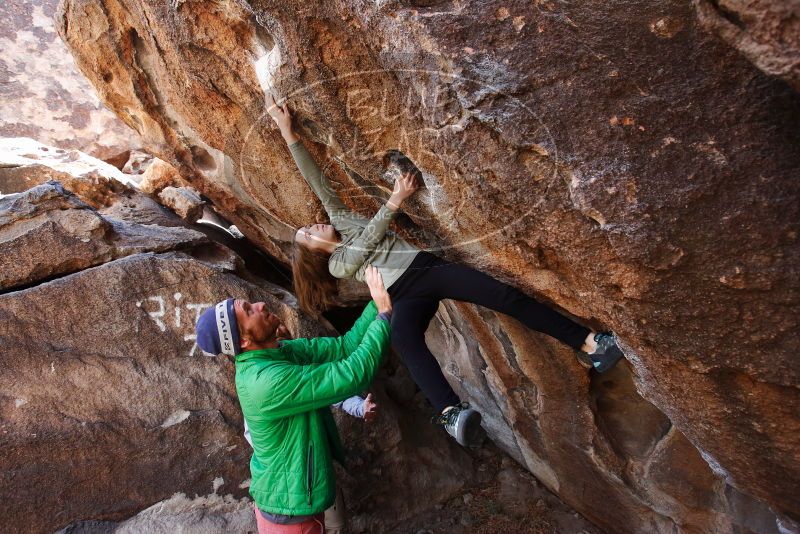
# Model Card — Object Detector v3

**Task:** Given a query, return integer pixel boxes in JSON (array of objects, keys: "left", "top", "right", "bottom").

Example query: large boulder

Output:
[
  {"left": 0, "top": 172, "right": 536, "bottom": 533},
  {"left": 0, "top": 166, "right": 328, "bottom": 533},
  {"left": 158, "top": 185, "right": 205, "bottom": 222},
  {"left": 0, "top": 247, "right": 332, "bottom": 534},
  {"left": 0, "top": 181, "right": 207, "bottom": 290},
  {"left": 137, "top": 157, "right": 188, "bottom": 194},
  {"left": 0, "top": 0, "right": 138, "bottom": 162},
  {"left": 429, "top": 301, "right": 784, "bottom": 533},
  {"left": 56, "top": 0, "right": 800, "bottom": 530},
  {"left": 0, "top": 137, "right": 138, "bottom": 204}
]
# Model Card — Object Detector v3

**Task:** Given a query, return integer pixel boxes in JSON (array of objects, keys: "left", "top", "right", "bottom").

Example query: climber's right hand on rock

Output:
[{"left": 365, "top": 265, "right": 392, "bottom": 315}]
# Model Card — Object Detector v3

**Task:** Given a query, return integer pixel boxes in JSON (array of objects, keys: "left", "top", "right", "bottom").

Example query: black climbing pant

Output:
[{"left": 388, "top": 251, "right": 591, "bottom": 413}]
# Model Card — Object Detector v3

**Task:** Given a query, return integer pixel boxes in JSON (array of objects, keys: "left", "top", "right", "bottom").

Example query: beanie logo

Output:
[{"left": 215, "top": 301, "right": 236, "bottom": 357}]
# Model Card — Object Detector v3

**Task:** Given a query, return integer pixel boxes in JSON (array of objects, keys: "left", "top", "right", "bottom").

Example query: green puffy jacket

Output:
[{"left": 234, "top": 301, "right": 390, "bottom": 516}]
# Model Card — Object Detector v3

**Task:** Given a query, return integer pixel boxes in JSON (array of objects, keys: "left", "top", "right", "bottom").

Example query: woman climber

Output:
[{"left": 265, "top": 94, "right": 625, "bottom": 447}]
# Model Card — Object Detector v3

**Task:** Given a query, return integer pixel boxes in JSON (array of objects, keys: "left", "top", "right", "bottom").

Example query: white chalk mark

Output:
[
  {"left": 212, "top": 477, "right": 224, "bottom": 494},
  {"left": 160, "top": 409, "right": 191, "bottom": 428},
  {"left": 174, "top": 293, "right": 183, "bottom": 327},
  {"left": 184, "top": 333, "right": 201, "bottom": 357},
  {"left": 254, "top": 46, "right": 281, "bottom": 95},
  {"left": 135, "top": 296, "right": 212, "bottom": 355},
  {"left": 141, "top": 296, "right": 166, "bottom": 331},
  {"left": 15, "top": 398, "right": 27, "bottom": 408}
]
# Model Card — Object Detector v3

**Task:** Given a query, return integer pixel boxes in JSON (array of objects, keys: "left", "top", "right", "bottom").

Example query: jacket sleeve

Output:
[
  {"left": 288, "top": 140, "right": 361, "bottom": 230},
  {"left": 250, "top": 318, "right": 390, "bottom": 420},
  {"left": 328, "top": 205, "right": 397, "bottom": 279},
  {"left": 281, "top": 301, "right": 379, "bottom": 364}
]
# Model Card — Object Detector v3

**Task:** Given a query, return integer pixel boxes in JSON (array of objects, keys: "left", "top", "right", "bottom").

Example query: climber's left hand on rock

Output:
[{"left": 387, "top": 172, "right": 418, "bottom": 211}]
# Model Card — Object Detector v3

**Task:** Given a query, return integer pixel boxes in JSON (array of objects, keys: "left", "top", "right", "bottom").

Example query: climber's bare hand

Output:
[
  {"left": 387, "top": 172, "right": 418, "bottom": 211},
  {"left": 265, "top": 93, "right": 298, "bottom": 144},
  {"left": 265, "top": 93, "right": 292, "bottom": 132},
  {"left": 365, "top": 265, "right": 392, "bottom": 315},
  {"left": 363, "top": 393, "right": 378, "bottom": 423}
]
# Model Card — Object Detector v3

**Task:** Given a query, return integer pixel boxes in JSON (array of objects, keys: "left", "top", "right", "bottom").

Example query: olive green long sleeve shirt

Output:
[{"left": 289, "top": 140, "right": 419, "bottom": 288}]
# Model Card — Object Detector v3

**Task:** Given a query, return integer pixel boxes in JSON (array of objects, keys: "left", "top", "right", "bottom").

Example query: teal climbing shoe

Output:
[
  {"left": 432, "top": 403, "right": 483, "bottom": 447},
  {"left": 589, "top": 333, "right": 625, "bottom": 373}
]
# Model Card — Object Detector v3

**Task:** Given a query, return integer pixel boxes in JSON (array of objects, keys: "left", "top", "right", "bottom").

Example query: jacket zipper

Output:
[{"left": 306, "top": 443, "right": 314, "bottom": 505}]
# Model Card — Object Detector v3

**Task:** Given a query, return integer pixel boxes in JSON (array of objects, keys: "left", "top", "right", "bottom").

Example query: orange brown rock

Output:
[{"left": 54, "top": 0, "right": 800, "bottom": 530}]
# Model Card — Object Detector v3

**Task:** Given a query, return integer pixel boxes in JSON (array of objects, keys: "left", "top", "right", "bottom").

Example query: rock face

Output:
[
  {"left": 0, "top": 137, "right": 138, "bottom": 202},
  {"left": 0, "top": 177, "right": 333, "bottom": 533},
  {"left": 0, "top": 0, "right": 139, "bottom": 161},
  {"left": 695, "top": 0, "right": 800, "bottom": 90},
  {"left": 3, "top": 170, "right": 559, "bottom": 534},
  {"left": 0, "top": 250, "right": 317, "bottom": 534},
  {"left": 0, "top": 182, "right": 207, "bottom": 290},
  {"left": 429, "top": 301, "right": 784, "bottom": 533},
  {"left": 158, "top": 185, "right": 205, "bottom": 222},
  {"left": 56, "top": 0, "right": 800, "bottom": 531},
  {"left": 138, "top": 157, "right": 187, "bottom": 194}
]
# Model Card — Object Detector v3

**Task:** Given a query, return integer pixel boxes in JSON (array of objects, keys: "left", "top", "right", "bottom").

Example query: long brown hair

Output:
[{"left": 291, "top": 240, "right": 338, "bottom": 317}]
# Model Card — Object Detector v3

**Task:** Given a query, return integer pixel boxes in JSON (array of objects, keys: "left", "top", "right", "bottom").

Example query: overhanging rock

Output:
[{"left": 57, "top": 0, "right": 800, "bottom": 529}]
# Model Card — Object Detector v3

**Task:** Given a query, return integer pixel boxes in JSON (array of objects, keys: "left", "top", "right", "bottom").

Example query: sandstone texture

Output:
[
  {"left": 0, "top": 0, "right": 139, "bottom": 161},
  {"left": 0, "top": 251, "right": 296, "bottom": 533},
  {"left": 138, "top": 157, "right": 188, "bottom": 194},
  {"left": 56, "top": 0, "right": 800, "bottom": 531},
  {"left": 98, "top": 190, "right": 190, "bottom": 229},
  {"left": 0, "top": 158, "right": 595, "bottom": 533},
  {"left": 695, "top": 0, "right": 800, "bottom": 90},
  {"left": 121, "top": 149, "right": 155, "bottom": 176},
  {"left": 0, "top": 236, "right": 331, "bottom": 533},
  {"left": 429, "top": 301, "right": 784, "bottom": 533},
  {"left": 158, "top": 185, "right": 205, "bottom": 222},
  {"left": 0, "top": 181, "right": 207, "bottom": 290},
  {"left": 0, "top": 156, "right": 328, "bottom": 532},
  {"left": 0, "top": 137, "right": 138, "bottom": 204}
]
